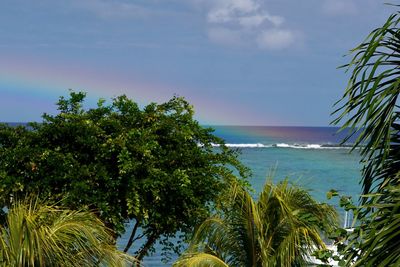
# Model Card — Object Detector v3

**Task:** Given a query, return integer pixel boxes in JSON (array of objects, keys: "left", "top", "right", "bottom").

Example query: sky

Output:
[{"left": 0, "top": 0, "right": 394, "bottom": 126}]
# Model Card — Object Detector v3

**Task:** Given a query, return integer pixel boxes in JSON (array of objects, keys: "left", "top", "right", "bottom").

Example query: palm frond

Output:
[
  {"left": 332, "top": 8, "right": 400, "bottom": 265},
  {"left": 333, "top": 11, "right": 400, "bottom": 197},
  {"left": 174, "top": 252, "right": 229, "bottom": 267},
  {"left": 175, "top": 178, "right": 338, "bottom": 267},
  {"left": 0, "top": 198, "right": 137, "bottom": 267}
]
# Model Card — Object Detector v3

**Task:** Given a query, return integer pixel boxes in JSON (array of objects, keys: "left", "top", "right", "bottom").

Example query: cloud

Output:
[
  {"left": 71, "top": 0, "right": 158, "bottom": 19},
  {"left": 322, "top": 0, "right": 358, "bottom": 16},
  {"left": 201, "top": 0, "right": 297, "bottom": 50},
  {"left": 207, "top": 27, "right": 243, "bottom": 46},
  {"left": 207, "top": 0, "right": 259, "bottom": 24},
  {"left": 70, "top": 0, "right": 298, "bottom": 50},
  {"left": 256, "top": 29, "right": 295, "bottom": 50},
  {"left": 207, "top": 0, "right": 283, "bottom": 28},
  {"left": 238, "top": 14, "right": 268, "bottom": 27}
]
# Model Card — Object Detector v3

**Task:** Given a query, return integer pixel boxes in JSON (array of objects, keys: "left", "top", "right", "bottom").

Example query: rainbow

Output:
[
  {"left": 0, "top": 53, "right": 168, "bottom": 101},
  {"left": 0, "top": 53, "right": 273, "bottom": 125}
]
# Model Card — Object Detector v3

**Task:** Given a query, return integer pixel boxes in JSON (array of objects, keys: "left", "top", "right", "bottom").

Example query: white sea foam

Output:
[
  {"left": 225, "top": 143, "right": 268, "bottom": 148},
  {"left": 305, "top": 144, "right": 322, "bottom": 149},
  {"left": 210, "top": 143, "right": 269, "bottom": 148},
  {"left": 276, "top": 143, "right": 290, "bottom": 148},
  {"left": 210, "top": 143, "right": 352, "bottom": 149},
  {"left": 274, "top": 143, "right": 348, "bottom": 149}
]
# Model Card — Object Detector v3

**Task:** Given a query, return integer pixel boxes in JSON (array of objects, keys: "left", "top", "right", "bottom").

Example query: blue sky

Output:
[{"left": 0, "top": 0, "right": 394, "bottom": 125}]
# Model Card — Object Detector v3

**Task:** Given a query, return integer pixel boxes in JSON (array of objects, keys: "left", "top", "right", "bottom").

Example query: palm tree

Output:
[
  {"left": 0, "top": 198, "right": 136, "bottom": 266},
  {"left": 332, "top": 6, "right": 400, "bottom": 266},
  {"left": 174, "top": 178, "right": 337, "bottom": 267}
]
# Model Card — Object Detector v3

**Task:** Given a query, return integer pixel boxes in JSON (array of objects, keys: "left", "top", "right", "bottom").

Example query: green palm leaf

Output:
[
  {"left": 175, "top": 178, "right": 337, "bottom": 267},
  {"left": 0, "top": 198, "right": 136, "bottom": 267},
  {"left": 174, "top": 253, "right": 229, "bottom": 267},
  {"left": 333, "top": 10, "right": 400, "bottom": 196},
  {"left": 332, "top": 5, "right": 400, "bottom": 265}
]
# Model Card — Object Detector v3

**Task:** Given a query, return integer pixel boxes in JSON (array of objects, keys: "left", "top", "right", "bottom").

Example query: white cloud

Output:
[
  {"left": 238, "top": 14, "right": 267, "bottom": 28},
  {"left": 256, "top": 29, "right": 295, "bottom": 50},
  {"left": 71, "top": 0, "right": 298, "bottom": 50},
  {"left": 199, "top": 0, "right": 297, "bottom": 50},
  {"left": 207, "top": 0, "right": 283, "bottom": 28},
  {"left": 207, "top": 0, "right": 259, "bottom": 23},
  {"left": 208, "top": 27, "right": 243, "bottom": 46},
  {"left": 71, "top": 0, "right": 157, "bottom": 19},
  {"left": 264, "top": 14, "right": 285, "bottom": 27},
  {"left": 322, "top": 0, "right": 358, "bottom": 16}
]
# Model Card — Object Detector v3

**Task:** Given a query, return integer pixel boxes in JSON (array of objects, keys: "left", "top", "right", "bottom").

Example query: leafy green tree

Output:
[
  {"left": 0, "top": 198, "right": 135, "bottom": 266},
  {"left": 333, "top": 6, "right": 400, "bottom": 265},
  {"left": 174, "top": 178, "right": 337, "bottom": 267},
  {"left": 0, "top": 91, "right": 249, "bottom": 262}
]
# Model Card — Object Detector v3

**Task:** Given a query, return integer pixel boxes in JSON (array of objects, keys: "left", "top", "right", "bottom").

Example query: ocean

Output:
[{"left": 123, "top": 125, "right": 362, "bottom": 266}]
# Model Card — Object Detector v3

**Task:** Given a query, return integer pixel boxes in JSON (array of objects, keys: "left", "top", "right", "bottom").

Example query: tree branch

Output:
[
  {"left": 123, "top": 220, "right": 140, "bottom": 253},
  {"left": 135, "top": 233, "right": 159, "bottom": 266}
]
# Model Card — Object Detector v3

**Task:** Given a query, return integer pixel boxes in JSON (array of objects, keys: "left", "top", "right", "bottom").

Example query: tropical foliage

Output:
[
  {"left": 0, "top": 91, "right": 249, "bottom": 262},
  {"left": 333, "top": 6, "right": 400, "bottom": 266},
  {"left": 0, "top": 198, "right": 135, "bottom": 266},
  {"left": 174, "top": 178, "right": 338, "bottom": 267}
]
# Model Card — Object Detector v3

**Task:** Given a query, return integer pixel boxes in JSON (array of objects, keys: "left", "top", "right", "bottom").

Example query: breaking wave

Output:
[{"left": 211, "top": 143, "right": 354, "bottom": 149}]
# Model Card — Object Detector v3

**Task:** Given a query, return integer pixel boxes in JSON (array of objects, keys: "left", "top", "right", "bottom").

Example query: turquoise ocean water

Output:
[{"left": 121, "top": 126, "right": 362, "bottom": 266}]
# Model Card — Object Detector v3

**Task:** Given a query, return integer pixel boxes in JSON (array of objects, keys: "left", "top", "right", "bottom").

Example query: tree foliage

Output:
[
  {"left": 333, "top": 6, "right": 400, "bottom": 266},
  {"left": 174, "top": 178, "right": 338, "bottom": 267},
  {"left": 0, "top": 91, "right": 249, "bottom": 261},
  {"left": 0, "top": 198, "right": 135, "bottom": 266}
]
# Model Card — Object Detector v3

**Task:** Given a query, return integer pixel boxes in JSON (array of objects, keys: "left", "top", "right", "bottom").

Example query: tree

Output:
[
  {"left": 0, "top": 198, "right": 135, "bottom": 266},
  {"left": 174, "top": 178, "right": 337, "bottom": 267},
  {"left": 332, "top": 6, "right": 400, "bottom": 265},
  {"left": 0, "top": 91, "right": 249, "bottom": 262}
]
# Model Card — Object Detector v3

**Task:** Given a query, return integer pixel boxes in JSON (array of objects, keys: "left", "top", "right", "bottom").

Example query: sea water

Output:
[
  {"left": 212, "top": 126, "right": 361, "bottom": 199},
  {"left": 123, "top": 126, "right": 363, "bottom": 266}
]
